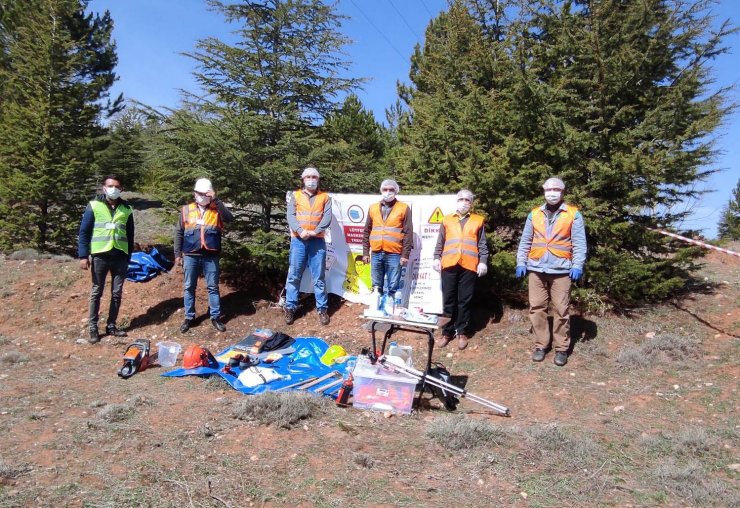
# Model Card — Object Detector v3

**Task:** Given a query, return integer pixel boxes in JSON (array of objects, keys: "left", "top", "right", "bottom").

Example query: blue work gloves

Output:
[
  {"left": 515, "top": 266, "right": 527, "bottom": 278},
  {"left": 569, "top": 268, "right": 583, "bottom": 281}
]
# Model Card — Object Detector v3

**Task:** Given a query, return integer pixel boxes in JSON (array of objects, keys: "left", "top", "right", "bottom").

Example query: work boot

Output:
[
  {"left": 457, "top": 334, "right": 469, "bottom": 350},
  {"left": 106, "top": 325, "right": 128, "bottom": 338},
  {"left": 211, "top": 318, "right": 226, "bottom": 332},
  {"left": 318, "top": 311, "right": 330, "bottom": 326},
  {"left": 180, "top": 319, "right": 192, "bottom": 333},
  {"left": 284, "top": 308, "right": 295, "bottom": 325},
  {"left": 88, "top": 328, "right": 100, "bottom": 344},
  {"left": 554, "top": 351, "right": 568, "bottom": 367},
  {"left": 532, "top": 348, "right": 546, "bottom": 362},
  {"left": 435, "top": 333, "right": 454, "bottom": 348}
]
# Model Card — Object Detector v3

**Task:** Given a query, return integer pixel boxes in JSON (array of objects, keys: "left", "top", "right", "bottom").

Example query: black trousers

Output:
[
  {"left": 441, "top": 265, "right": 477, "bottom": 336},
  {"left": 88, "top": 251, "right": 129, "bottom": 330}
]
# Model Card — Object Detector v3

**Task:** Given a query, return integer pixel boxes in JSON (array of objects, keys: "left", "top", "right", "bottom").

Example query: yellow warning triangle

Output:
[{"left": 428, "top": 207, "right": 445, "bottom": 224}]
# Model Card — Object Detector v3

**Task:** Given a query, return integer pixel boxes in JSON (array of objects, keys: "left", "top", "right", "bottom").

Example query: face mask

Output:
[
  {"left": 195, "top": 194, "right": 211, "bottom": 206},
  {"left": 304, "top": 179, "right": 318, "bottom": 191},
  {"left": 457, "top": 200, "right": 471, "bottom": 215},
  {"left": 382, "top": 191, "right": 396, "bottom": 203},
  {"left": 105, "top": 186, "right": 121, "bottom": 200},
  {"left": 544, "top": 191, "right": 562, "bottom": 205}
]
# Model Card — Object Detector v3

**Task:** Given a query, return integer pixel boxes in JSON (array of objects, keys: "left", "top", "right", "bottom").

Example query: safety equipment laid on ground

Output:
[
  {"left": 183, "top": 345, "right": 218, "bottom": 369},
  {"left": 297, "top": 370, "right": 342, "bottom": 390},
  {"left": 380, "top": 356, "right": 511, "bottom": 416},
  {"left": 274, "top": 376, "right": 319, "bottom": 392},
  {"left": 237, "top": 366, "right": 284, "bottom": 388},
  {"left": 118, "top": 339, "right": 151, "bottom": 379},
  {"left": 320, "top": 344, "right": 347, "bottom": 366}
]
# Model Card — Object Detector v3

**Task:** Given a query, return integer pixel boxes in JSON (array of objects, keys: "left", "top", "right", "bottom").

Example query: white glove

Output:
[
  {"left": 433, "top": 259, "right": 441, "bottom": 272},
  {"left": 477, "top": 262, "right": 488, "bottom": 277}
]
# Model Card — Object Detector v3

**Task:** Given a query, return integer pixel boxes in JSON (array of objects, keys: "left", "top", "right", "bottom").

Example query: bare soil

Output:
[{"left": 0, "top": 242, "right": 737, "bottom": 507}]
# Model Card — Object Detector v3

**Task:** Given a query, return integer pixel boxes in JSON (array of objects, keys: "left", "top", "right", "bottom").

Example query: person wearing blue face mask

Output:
[
  {"left": 515, "top": 177, "right": 587, "bottom": 366},
  {"left": 78, "top": 175, "right": 135, "bottom": 343}
]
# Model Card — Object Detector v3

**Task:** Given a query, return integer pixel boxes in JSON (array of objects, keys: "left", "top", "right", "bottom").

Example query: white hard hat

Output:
[
  {"left": 194, "top": 178, "right": 213, "bottom": 193},
  {"left": 543, "top": 177, "right": 565, "bottom": 190},
  {"left": 380, "top": 179, "right": 399, "bottom": 193},
  {"left": 457, "top": 189, "right": 474, "bottom": 201},
  {"left": 301, "top": 167, "right": 320, "bottom": 179}
]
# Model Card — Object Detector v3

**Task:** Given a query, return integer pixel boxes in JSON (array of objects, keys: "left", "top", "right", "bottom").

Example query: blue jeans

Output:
[
  {"left": 285, "top": 236, "right": 327, "bottom": 312},
  {"left": 183, "top": 254, "right": 221, "bottom": 320},
  {"left": 370, "top": 251, "right": 402, "bottom": 296}
]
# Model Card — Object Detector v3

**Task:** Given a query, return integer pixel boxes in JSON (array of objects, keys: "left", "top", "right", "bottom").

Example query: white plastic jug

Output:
[{"left": 157, "top": 341, "right": 182, "bottom": 367}]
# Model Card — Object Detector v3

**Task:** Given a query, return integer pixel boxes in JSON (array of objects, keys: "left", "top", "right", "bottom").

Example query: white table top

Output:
[{"left": 361, "top": 314, "right": 450, "bottom": 331}]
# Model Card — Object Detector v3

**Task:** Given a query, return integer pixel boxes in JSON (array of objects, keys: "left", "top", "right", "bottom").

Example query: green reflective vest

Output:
[{"left": 90, "top": 200, "right": 133, "bottom": 255}]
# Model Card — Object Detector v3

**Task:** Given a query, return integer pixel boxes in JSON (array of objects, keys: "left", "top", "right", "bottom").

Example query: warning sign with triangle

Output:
[{"left": 428, "top": 207, "right": 445, "bottom": 224}]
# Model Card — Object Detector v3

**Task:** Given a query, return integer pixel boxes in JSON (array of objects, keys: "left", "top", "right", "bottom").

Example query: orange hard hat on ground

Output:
[{"left": 183, "top": 345, "right": 218, "bottom": 369}]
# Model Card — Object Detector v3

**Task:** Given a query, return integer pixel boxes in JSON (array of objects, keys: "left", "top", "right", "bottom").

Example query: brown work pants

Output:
[{"left": 528, "top": 272, "right": 571, "bottom": 352}]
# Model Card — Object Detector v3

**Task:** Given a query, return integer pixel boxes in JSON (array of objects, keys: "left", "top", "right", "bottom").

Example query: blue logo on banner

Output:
[{"left": 348, "top": 205, "right": 364, "bottom": 223}]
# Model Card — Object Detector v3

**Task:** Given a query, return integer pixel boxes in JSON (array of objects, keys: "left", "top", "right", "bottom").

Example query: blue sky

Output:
[{"left": 90, "top": 0, "right": 738, "bottom": 238}]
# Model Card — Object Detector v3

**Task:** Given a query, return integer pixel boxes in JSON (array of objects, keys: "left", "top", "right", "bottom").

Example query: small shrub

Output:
[
  {"left": 352, "top": 452, "right": 375, "bottom": 469},
  {"left": 9, "top": 248, "right": 41, "bottom": 260},
  {"left": 89, "top": 400, "right": 107, "bottom": 408},
  {"left": 426, "top": 416, "right": 511, "bottom": 451},
  {"left": 0, "top": 459, "right": 30, "bottom": 480},
  {"left": 651, "top": 458, "right": 737, "bottom": 506},
  {"left": 616, "top": 332, "right": 700, "bottom": 370},
  {"left": 96, "top": 403, "right": 134, "bottom": 423},
  {"left": 233, "top": 391, "right": 329, "bottom": 429},
  {"left": 0, "top": 351, "right": 29, "bottom": 365},
  {"left": 525, "top": 423, "right": 603, "bottom": 468},
  {"left": 0, "top": 335, "right": 10, "bottom": 346}
]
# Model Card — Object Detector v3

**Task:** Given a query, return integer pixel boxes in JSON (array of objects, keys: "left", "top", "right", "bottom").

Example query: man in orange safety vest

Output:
[
  {"left": 432, "top": 189, "right": 489, "bottom": 351},
  {"left": 515, "top": 177, "right": 587, "bottom": 367}
]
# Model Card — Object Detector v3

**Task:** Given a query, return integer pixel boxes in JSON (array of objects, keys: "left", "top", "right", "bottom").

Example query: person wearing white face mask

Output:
[
  {"left": 284, "top": 167, "right": 333, "bottom": 326},
  {"left": 515, "top": 177, "right": 587, "bottom": 367},
  {"left": 78, "top": 175, "right": 135, "bottom": 343},
  {"left": 432, "top": 189, "right": 489, "bottom": 350},
  {"left": 174, "top": 178, "right": 233, "bottom": 333},
  {"left": 362, "top": 179, "right": 412, "bottom": 306}
]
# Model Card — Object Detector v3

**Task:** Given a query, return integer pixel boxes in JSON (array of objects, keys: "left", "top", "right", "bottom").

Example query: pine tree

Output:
[
  {"left": 397, "top": 0, "right": 735, "bottom": 305},
  {"left": 0, "top": 0, "right": 121, "bottom": 253},
  {"left": 717, "top": 179, "right": 740, "bottom": 240},
  {"left": 159, "top": 0, "right": 359, "bottom": 235},
  {"left": 97, "top": 108, "right": 148, "bottom": 189}
]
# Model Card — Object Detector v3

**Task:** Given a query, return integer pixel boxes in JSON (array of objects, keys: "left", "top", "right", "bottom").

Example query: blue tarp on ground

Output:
[
  {"left": 161, "top": 337, "right": 353, "bottom": 398},
  {"left": 126, "top": 248, "right": 173, "bottom": 282}
]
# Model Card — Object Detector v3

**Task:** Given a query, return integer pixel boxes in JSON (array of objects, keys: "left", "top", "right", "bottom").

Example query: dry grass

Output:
[
  {"left": 352, "top": 452, "right": 375, "bottom": 469},
  {"left": 0, "top": 459, "right": 30, "bottom": 480},
  {"left": 652, "top": 458, "right": 739, "bottom": 507},
  {"left": 96, "top": 403, "right": 135, "bottom": 423},
  {"left": 0, "top": 351, "right": 29, "bottom": 364},
  {"left": 232, "top": 391, "right": 330, "bottom": 429},
  {"left": 616, "top": 331, "right": 701, "bottom": 369},
  {"left": 426, "top": 416, "right": 511, "bottom": 451}
]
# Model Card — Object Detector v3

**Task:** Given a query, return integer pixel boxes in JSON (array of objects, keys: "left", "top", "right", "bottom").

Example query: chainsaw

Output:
[{"left": 118, "top": 339, "right": 151, "bottom": 379}]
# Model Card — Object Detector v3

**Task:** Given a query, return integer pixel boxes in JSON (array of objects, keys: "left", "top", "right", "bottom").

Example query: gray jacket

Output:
[{"left": 516, "top": 203, "right": 587, "bottom": 274}]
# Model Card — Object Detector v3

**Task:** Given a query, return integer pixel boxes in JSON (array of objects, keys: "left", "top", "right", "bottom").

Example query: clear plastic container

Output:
[
  {"left": 387, "top": 342, "right": 413, "bottom": 367},
  {"left": 156, "top": 341, "right": 182, "bottom": 367}
]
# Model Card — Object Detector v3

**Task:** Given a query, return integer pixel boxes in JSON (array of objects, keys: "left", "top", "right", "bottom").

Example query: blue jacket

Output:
[{"left": 516, "top": 203, "right": 587, "bottom": 274}]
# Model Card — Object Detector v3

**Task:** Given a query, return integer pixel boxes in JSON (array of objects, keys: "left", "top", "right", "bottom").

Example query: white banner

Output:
[{"left": 297, "top": 193, "right": 458, "bottom": 314}]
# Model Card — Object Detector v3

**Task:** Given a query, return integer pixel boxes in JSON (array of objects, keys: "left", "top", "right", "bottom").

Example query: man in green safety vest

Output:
[{"left": 78, "top": 175, "right": 135, "bottom": 344}]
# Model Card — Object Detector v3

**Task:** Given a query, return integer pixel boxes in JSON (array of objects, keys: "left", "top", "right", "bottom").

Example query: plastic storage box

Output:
[{"left": 352, "top": 357, "right": 417, "bottom": 414}]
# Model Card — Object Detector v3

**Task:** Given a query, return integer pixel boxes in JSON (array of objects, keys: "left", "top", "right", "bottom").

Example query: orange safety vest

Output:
[
  {"left": 528, "top": 204, "right": 577, "bottom": 260},
  {"left": 441, "top": 213, "right": 484, "bottom": 272},
  {"left": 368, "top": 201, "right": 409, "bottom": 254},
  {"left": 292, "top": 190, "right": 329, "bottom": 238},
  {"left": 182, "top": 203, "right": 224, "bottom": 253}
]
